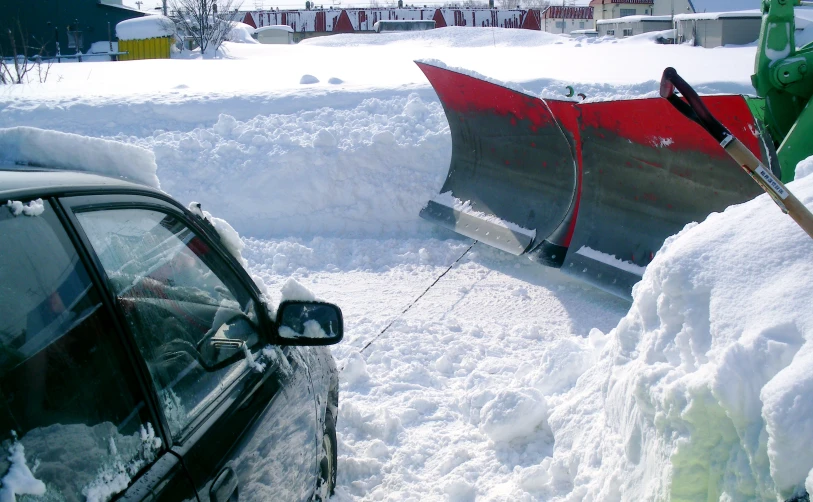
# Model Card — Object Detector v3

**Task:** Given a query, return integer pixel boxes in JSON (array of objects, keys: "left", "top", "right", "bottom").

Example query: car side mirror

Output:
[{"left": 275, "top": 300, "right": 343, "bottom": 346}]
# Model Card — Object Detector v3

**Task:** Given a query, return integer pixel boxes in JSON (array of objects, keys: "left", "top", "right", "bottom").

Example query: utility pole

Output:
[
  {"left": 135, "top": 0, "right": 143, "bottom": 9},
  {"left": 162, "top": 0, "right": 167, "bottom": 15}
]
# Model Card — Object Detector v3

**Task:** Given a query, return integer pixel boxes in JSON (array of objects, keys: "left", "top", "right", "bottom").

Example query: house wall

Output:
[
  {"left": 676, "top": 17, "right": 760, "bottom": 47},
  {"left": 0, "top": 0, "right": 145, "bottom": 57},
  {"left": 542, "top": 18, "right": 592, "bottom": 34},
  {"left": 721, "top": 17, "right": 762, "bottom": 46},
  {"left": 592, "top": 3, "right": 655, "bottom": 24},
  {"left": 652, "top": 0, "right": 692, "bottom": 16},
  {"left": 597, "top": 19, "right": 671, "bottom": 37}
]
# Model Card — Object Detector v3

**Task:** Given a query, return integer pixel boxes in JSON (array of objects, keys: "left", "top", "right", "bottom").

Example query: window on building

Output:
[
  {"left": 606, "top": 29, "right": 615, "bottom": 35},
  {"left": 579, "top": 21, "right": 585, "bottom": 29},
  {"left": 620, "top": 8, "right": 636, "bottom": 17},
  {"left": 555, "top": 21, "right": 565, "bottom": 29},
  {"left": 623, "top": 28, "right": 634, "bottom": 36}
]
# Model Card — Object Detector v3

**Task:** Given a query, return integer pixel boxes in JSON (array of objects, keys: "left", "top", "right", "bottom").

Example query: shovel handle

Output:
[{"left": 660, "top": 67, "right": 813, "bottom": 240}]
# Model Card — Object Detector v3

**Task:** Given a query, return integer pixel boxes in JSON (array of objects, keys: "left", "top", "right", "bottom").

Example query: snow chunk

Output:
[
  {"left": 479, "top": 388, "right": 548, "bottom": 442},
  {"left": 0, "top": 127, "right": 159, "bottom": 188},
  {"left": 5, "top": 199, "right": 44, "bottom": 217},
  {"left": 796, "top": 155, "right": 813, "bottom": 180},
  {"left": 0, "top": 434, "right": 46, "bottom": 502},
  {"left": 115, "top": 15, "right": 174, "bottom": 41},
  {"left": 279, "top": 277, "right": 318, "bottom": 302},
  {"left": 312, "top": 129, "right": 337, "bottom": 149},
  {"left": 300, "top": 75, "right": 320, "bottom": 85}
]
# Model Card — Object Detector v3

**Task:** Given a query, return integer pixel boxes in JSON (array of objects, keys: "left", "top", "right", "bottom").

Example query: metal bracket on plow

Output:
[{"left": 420, "top": 200, "right": 534, "bottom": 255}]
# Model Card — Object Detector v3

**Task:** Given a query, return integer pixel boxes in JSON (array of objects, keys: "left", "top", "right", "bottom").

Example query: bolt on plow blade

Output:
[{"left": 417, "top": 61, "right": 771, "bottom": 300}]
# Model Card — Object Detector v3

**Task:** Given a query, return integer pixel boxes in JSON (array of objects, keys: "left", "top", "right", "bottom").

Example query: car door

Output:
[
  {"left": 0, "top": 197, "right": 197, "bottom": 502},
  {"left": 60, "top": 193, "right": 320, "bottom": 501}
]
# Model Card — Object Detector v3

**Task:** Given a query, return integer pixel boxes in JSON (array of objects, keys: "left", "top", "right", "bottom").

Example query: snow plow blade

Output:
[{"left": 417, "top": 61, "right": 769, "bottom": 300}]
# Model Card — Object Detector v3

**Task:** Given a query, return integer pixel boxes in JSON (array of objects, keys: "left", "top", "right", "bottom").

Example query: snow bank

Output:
[
  {"left": 140, "top": 94, "right": 450, "bottom": 239},
  {"left": 116, "top": 15, "right": 174, "bottom": 41},
  {"left": 539, "top": 174, "right": 813, "bottom": 500},
  {"left": 228, "top": 22, "right": 260, "bottom": 44},
  {"left": 0, "top": 127, "right": 159, "bottom": 188}
]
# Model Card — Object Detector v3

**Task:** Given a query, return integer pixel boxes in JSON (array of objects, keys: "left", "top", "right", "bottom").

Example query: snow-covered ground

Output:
[{"left": 3, "top": 28, "right": 813, "bottom": 501}]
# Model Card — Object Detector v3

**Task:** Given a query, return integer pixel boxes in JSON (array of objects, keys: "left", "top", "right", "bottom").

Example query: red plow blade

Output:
[{"left": 416, "top": 61, "right": 769, "bottom": 299}]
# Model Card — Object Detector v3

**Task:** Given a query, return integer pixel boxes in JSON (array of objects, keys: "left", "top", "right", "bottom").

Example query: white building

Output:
[{"left": 542, "top": 6, "right": 595, "bottom": 34}]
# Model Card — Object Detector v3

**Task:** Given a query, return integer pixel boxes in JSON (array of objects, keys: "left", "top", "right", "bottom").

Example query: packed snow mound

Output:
[
  {"left": 301, "top": 26, "right": 567, "bottom": 48},
  {"left": 140, "top": 94, "right": 450, "bottom": 239},
  {"left": 227, "top": 22, "right": 260, "bottom": 44},
  {"left": 116, "top": 15, "right": 174, "bottom": 41},
  {"left": 0, "top": 127, "right": 159, "bottom": 188},
  {"left": 539, "top": 175, "right": 813, "bottom": 501}
]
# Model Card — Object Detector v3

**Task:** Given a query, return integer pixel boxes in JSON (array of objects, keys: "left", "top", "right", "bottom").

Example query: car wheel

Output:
[{"left": 316, "top": 413, "right": 337, "bottom": 500}]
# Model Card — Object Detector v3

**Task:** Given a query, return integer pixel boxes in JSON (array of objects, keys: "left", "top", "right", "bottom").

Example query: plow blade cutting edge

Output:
[{"left": 416, "top": 61, "right": 771, "bottom": 300}]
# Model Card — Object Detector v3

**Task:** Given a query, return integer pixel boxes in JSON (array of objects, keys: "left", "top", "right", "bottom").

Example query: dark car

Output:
[{"left": 0, "top": 168, "right": 342, "bottom": 502}]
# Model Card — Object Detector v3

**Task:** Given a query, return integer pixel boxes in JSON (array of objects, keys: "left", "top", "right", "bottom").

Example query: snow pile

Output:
[
  {"left": 538, "top": 174, "right": 813, "bottom": 500},
  {"left": 116, "top": 15, "right": 174, "bottom": 41},
  {"left": 0, "top": 434, "right": 46, "bottom": 502},
  {"left": 227, "top": 22, "right": 260, "bottom": 44},
  {"left": 140, "top": 94, "right": 450, "bottom": 238},
  {"left": 0, "top": 127, "right": 159, "bottom": 188}
]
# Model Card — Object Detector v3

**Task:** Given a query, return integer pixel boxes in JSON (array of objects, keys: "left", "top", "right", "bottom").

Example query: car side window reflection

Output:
[
  {"left": 76, "top": 208, "right": 262, "bottom": 441},
  {"left": 0, "top": 201, "right": 161, "bottom": 502}
]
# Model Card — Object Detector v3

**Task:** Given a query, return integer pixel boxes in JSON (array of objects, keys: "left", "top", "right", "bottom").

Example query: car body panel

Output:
[{"left": 0, "top": 169, "right": 340, "bottom": 501}]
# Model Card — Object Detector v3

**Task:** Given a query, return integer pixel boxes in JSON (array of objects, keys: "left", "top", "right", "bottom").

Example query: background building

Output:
[
  {"left": 596, "top": 15, "right": 671, "bottom": 37},
  {"left": 0, "top": 0, "right": 145, "bottom": 56},
  {"left": 590, "top": 0, "right": 655, "bottom": 25},
  {"left": 542, "top": 6, "right": 594, "bottom": 34}
]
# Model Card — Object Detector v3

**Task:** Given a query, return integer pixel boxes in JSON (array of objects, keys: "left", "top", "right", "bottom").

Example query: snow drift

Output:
[{"left": 538, "top": 173, "right": 813, "bottom": 501}]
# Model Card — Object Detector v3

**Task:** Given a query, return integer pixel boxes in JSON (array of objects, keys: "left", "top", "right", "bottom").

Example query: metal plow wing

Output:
[{"left": 417, "top": 61, "right": 768, "bottom": 300}]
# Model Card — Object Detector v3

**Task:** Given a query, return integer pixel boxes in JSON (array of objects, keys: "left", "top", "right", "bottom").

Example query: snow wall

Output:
[{"left": 537, "top": 173, "right": 813, "bottom": 501}]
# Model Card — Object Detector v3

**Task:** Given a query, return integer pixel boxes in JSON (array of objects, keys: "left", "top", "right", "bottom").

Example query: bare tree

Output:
[
  {"left": 0, "top": 20, "right": 53, "bottom": 85},
  {"left": 0, "top": 21, "right": 52, "bottom": 85},
  {"left": 170, "top": 0, "right": 242, "bottom": 54}
]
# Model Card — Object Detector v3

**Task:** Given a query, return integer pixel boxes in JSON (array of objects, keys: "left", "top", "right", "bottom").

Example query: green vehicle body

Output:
[{"left": 752, "top": 0, "right": 813, "bottom": 181}]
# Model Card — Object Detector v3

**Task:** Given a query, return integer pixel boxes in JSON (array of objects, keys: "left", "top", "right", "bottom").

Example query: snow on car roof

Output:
[{"left": 0, "top": 127, "right": 159, "bottom": 189}]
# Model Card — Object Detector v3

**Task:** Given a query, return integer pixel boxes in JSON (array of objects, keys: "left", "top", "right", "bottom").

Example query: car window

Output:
[
  {"left": 0, "top": 200, "right": 162, "bottom": 502},
  {"left": 75, "top": 208, "right": 262, "bottom": 441}
]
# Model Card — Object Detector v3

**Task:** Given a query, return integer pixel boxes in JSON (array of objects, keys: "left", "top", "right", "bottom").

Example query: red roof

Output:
[{"left": 543, "top": 6, "right": 594, "bottom": 19}]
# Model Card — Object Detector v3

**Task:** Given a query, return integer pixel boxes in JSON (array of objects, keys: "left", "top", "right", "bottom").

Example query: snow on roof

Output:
[
  {"left": 596, "top": 15, "right": 672, "bottom": 25},
  {"left": 689, "top": 0, "right": 761, "bottom": 13},
  {"left": 255, "top": 24, "right": 294, "bottom": 33},
  {"left": 674, "top": 9, "right": 761, "bottom": 21},
  {"left": 116, "top": 15, "right": 174, "bottom": 41}
]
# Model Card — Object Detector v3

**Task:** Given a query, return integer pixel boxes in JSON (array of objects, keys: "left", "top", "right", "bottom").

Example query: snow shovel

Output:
[{"left": 660, "top": 67, "right": 813, "bottom": 240}]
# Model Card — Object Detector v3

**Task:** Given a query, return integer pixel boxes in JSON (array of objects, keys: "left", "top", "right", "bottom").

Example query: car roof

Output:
[{"left": 0, "top": 165, "right": 164, "bottom": 200}]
